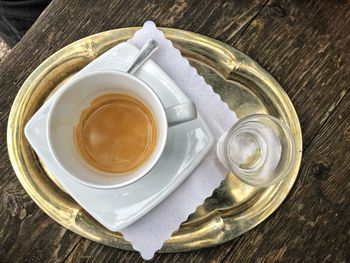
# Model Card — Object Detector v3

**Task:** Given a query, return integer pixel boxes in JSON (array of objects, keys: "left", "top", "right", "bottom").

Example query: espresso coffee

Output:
[{"left": 74, "top": 93, "right": 158, "bottom": 173}]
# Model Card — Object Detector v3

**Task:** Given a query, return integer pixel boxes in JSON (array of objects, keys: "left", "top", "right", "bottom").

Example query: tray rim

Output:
[{"left": 7, "top": 27, "right": 302, "bottom": 253}]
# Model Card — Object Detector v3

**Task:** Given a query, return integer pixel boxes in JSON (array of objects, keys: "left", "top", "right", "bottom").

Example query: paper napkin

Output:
[{"left": 119, "top": 21, "right": 238, "bottom": 260}]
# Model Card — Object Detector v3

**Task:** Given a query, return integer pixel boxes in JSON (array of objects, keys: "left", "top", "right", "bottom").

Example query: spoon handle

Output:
[{"left": 126, "top": 39, "right": 159, "bottom": 74}]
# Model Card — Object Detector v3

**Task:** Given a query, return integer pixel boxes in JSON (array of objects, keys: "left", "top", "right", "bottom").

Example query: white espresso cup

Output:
[{"left": 47, "top": 70, "right": 197, "bottom": 189}]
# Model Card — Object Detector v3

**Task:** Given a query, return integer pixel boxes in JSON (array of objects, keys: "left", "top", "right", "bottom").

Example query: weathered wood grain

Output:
[
  {"left": 0, "top": 0, "right": 349, "bottom": 262},
  {"left": 0, "top": 0, "right": 268, "bottom": 262},
  {"left": 234, "top": 0, "right": 350, "bottom": 147},
  {"left": 64, "top": 238, "right": 237, "bottom": 263}
]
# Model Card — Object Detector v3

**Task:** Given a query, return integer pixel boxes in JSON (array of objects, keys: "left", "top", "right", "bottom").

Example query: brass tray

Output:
[{"left": 7, "top": 28, "right": 302, "bottom": 253}]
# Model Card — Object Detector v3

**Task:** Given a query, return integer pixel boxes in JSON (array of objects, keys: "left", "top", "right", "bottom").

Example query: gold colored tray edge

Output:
[{"left": 7, "top": 27, "right": 302, "bottom": 253}]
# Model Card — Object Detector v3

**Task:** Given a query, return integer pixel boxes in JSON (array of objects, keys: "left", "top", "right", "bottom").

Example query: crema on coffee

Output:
[{"left": 74, "top": 93, "right": 157, "bottom": 173}]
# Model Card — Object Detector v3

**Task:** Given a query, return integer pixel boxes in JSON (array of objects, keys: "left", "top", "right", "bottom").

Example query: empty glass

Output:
[{"left": 217, "top": 114, "right": 295, "bottom": 187}]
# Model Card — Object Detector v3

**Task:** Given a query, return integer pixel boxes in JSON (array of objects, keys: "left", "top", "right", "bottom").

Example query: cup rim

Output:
[{"left": 47, "top": 70, "right": 168, "bottom": 189}]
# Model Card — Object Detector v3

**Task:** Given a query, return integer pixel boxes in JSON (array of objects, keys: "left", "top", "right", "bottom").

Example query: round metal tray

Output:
[{"left": 7, "top": 28, "right": 302, "bottom": 253}]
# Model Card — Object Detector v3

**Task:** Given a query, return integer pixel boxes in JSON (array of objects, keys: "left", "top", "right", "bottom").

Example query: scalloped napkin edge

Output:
[{"left": 119, "top": 21, "right": 238, "bottom": 260}]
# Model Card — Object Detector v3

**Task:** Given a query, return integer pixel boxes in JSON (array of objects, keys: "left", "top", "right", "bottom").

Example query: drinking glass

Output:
[{"left": 217, "top": 114, "right": 295, "bottom": 187}]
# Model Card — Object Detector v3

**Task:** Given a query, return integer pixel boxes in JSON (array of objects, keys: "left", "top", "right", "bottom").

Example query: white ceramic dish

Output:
[{"left": 25, "top": 42, "right": 214, "bottom": 231}]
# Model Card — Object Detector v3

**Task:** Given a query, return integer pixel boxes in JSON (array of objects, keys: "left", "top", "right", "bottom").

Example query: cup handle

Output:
[{"left": 165, "top": 102, "right": 197, "bottom": 126}]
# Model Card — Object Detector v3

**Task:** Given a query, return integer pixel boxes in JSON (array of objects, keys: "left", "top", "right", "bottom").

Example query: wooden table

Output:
[{"left": 0, "top": 0, "right": 349, "bottom": 262}]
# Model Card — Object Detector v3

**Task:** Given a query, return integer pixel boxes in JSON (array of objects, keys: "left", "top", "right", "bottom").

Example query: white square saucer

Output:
[{"left": 25, "top": 42, "right": 214, "bottom": 231}]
